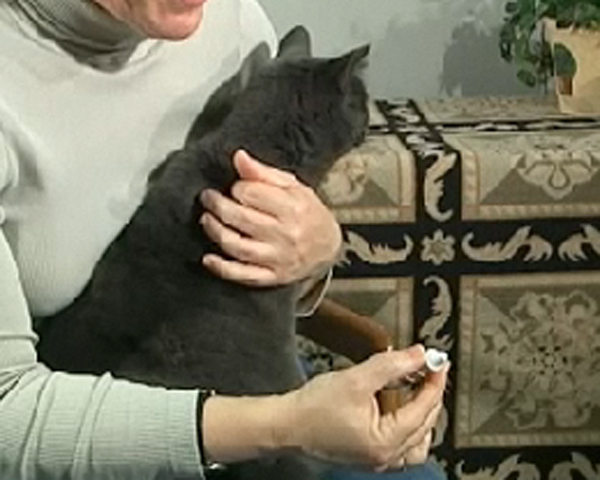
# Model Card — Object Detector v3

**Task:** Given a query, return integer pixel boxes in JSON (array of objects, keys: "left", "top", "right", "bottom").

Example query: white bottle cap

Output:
[{"left": 424, "top": 348, "right": 448, "bottom": 372}]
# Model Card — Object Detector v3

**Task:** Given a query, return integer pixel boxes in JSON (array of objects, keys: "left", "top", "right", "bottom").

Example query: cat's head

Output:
[{"left": 220, "top": 26, "right": 370, "bottom": 186}]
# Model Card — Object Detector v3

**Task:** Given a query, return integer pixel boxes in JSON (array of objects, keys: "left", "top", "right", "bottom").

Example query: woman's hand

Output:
[
  {"left": 200, "top": 150, "right": 342, "bottom": 287},
  {"left": 281, "top": 344, "right": 447, "bottom": 471},
  {"left": 202, "top": 345, "right": 448, "bottom": 471}
]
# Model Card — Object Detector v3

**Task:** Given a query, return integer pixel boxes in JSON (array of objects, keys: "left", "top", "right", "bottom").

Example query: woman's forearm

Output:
[
  {"left": 202, "top": 347, "right": 448, "bottom": 472},
  {"left": 201, "top": 393, "right": 298, "bottom": 464}
]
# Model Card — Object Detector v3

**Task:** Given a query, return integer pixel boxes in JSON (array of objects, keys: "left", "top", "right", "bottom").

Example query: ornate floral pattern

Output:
[
  {"left": 513, "top": 135, "right": 600, "bottom": 200},
  {"left": 550, "top": 453, "right": 600, "bottom": 480},
  {"left": 303, "top": 98, "right": 600, "bottom": 480},
  {"left": 340, "top": 230, "right": 413, "bottom": 265},
  {"left": 456, "top": 455, "right": 540, "bottom": 480},
  {"left": 559, "top": 224, "right": 600, "bottom": 261},
  {"left": 419, "top": 276, "right": 454, "bottom": 350},
  {"left": 462, "top": 226, "right": 553, "bottom": 262},
  {"left": 481, "top": 290, "right": 600, "bottom": 430},
  {"left": 422, "top": 229, "right": 456, "bottom": 265},
  {"left": 425, "top": 152, "right": 457, "bottom": 221}
]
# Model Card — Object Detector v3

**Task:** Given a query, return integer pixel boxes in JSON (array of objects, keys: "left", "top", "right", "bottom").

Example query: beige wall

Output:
[{"left": 257, "top": 0, "right": 540, "bottom": 99}]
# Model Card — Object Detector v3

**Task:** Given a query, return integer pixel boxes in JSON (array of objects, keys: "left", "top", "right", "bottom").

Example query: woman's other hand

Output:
[
  {"left": 203, "top": 345, "right": 448, "bottom": 471},
  {"left": 200, "top": 150, "right": 341, "bottom": 286},
  {"left": 282, "top": 344, "right": 447, "bottom": 471}
]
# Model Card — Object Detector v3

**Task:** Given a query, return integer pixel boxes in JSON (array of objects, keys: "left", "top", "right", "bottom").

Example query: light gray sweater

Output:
[{"left": 0, "top": 0, "right": 277, "bottom": 478}]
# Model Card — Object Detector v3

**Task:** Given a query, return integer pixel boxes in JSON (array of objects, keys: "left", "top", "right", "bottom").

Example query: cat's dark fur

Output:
[{"left": 35, "top": 26, "right": 369, "bottom": 480}]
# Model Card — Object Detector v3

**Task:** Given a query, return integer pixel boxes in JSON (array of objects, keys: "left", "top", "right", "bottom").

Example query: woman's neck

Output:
[{"left": 12, "top": 0, "right": 144, "bottom": 69}]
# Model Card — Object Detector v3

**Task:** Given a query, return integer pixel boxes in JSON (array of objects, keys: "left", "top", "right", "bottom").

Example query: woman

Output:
[{"left": 0, "top": 0, "right": 448, "bottom": 478}]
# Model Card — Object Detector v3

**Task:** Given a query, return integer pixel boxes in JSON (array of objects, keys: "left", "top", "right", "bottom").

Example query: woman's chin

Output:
[{"left": 144, "top": 10, "right": 205, "bottom": 40}]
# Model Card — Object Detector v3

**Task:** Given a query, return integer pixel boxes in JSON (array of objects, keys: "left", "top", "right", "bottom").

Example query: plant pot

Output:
[{"left": 545, "top": 19, "right": 600, "bottom": 115}]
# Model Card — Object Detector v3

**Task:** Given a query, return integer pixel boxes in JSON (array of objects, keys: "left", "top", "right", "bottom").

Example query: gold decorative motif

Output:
[
  {"left": 453, "top": 130, "right": 600, "bottom": 221},
  {"left": 559, "top": 224, "right": 600, "bottom": 261},
  {"left": 387, "top": 102, "right": 422, "bottom": 125},
  {"left": 550, "top": 453, "right": 600, "bottom": 480},
  {"left": 339, "top": 230, "right": 413, "bottom": 265},
  {"left": 459, "top": 273, "right": 600, "bottom": 447},
  {"left": 320, "top": 149, "right": 374, "bottom": 205},
  {"left": 424, "top": 153, "right": 457, "bottom": 222},
  {"left": 420, "top": 276, "right": 454, "bottom": 350},
  {"left": 404, "top": 133, "right": 443, "bottom": 156},
  {"left": 322, "top": 134, "right": 417, "bottom": 224},
  {"left": 462, "top": 226, "right": 552, "bottom": 262},
  {"left": 422, "top": 230, "right": 456, "bottom": 265},
  {"left": 481, "top": 290, "right": 600, "bottom": 430},
  {"left": 513, "top": 135, "right": 600, "bottom": 200},
  {"left": 456, "top": 455, "right": 540, "bottom": 480}
]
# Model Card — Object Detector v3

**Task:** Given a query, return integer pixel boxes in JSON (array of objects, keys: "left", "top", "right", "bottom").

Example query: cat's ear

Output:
[
  {"left": 327, "top": 44, "right": 370, "bottom": 91},
  {"left": 277, "top": 25, "right": 312, "bottom": 60},
  {"left": 238, "top": 41, "right": 272, "bottom": 89}
]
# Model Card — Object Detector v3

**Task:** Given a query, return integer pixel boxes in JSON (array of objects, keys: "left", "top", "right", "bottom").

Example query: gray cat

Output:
[{"left": 35, "top": 26, "right": 369, "bottom": 480}]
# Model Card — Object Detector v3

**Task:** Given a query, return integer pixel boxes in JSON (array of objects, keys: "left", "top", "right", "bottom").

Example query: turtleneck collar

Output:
[{"left": 12, "top": 0, "right": 146, "bottom": 70}]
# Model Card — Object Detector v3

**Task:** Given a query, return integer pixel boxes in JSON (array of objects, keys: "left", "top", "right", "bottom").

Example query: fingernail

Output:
[
  {"left": 235, "top": 149, "right": 249, "bottom": 161},
  {"left": 201, "top": 190, "right": 213, "bottom": 205},
  {"left": 409, "top": 344, "right": 426, "bottom": 356}
]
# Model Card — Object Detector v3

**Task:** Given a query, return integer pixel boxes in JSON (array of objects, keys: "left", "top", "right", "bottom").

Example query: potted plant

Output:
[{"left": 499, "top": 0, "right": 600, "bottom": 114}]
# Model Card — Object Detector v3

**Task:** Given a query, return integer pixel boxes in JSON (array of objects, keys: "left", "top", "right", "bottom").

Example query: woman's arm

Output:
[
  {"left": 202, "top": 345, "right": 448, "bottom": 470},
  {"left": 0, "top": 210, "right": 203, "bottom": 479}
]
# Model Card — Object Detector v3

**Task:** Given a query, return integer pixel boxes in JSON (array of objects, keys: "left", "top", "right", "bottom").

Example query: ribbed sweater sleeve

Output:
[{"left": 0, "top": 132, "right": 203, "bottom": 480}]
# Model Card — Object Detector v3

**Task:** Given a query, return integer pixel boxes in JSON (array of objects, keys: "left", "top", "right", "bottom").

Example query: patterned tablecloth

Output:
[{"left": 308, "top": 96, "right": 600, "bottom": 480}]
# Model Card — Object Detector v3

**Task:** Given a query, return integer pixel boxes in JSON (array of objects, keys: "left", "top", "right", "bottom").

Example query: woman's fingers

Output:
[
  {"left": 200, "top": 212, "right": 275, "bottom": 265},
  {"left": 232, "top": 149, "right": 298, "bottom": 188},
  {"left": 199, "top": 150, "right": 341, "bottom": 286},
  {"left": 346, "top": 345, "right": 426, "bottom": 393},
  {"left": 200, "top": 189, "right": 277, "bottom": 240},
  {"left": 390, "top": 365, "right": 447, "bottom": 438}
]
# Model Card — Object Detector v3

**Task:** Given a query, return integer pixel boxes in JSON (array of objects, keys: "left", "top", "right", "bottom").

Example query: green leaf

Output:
[
  {"left": 505, "top": 1, "right": 519, "bottom": 14},
  {"left": 553, "top": 43, "right": 577, "bottom": 77},
  {"left": 517, "top": 68, "right": 538, "bottom": 87},
  {"left": 498, "top": 0, "right": 600, "bottom": 86},
  {"left": 574, "top": 4, "right": 600, "bottom": 28}
]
